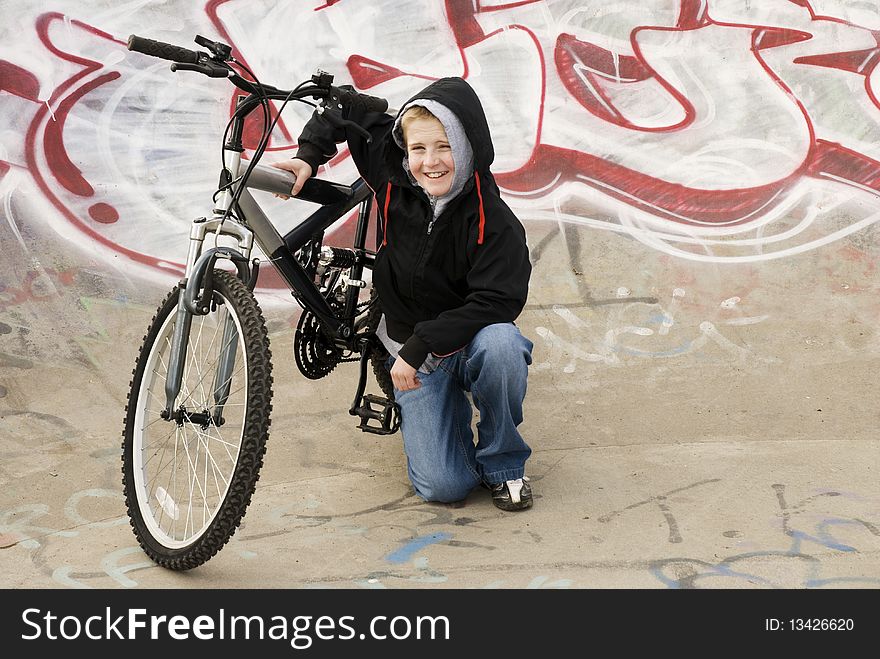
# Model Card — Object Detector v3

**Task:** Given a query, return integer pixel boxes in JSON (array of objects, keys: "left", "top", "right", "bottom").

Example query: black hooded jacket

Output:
[{"left": 295, "top": 77, "right": 531, "bottom": 369}]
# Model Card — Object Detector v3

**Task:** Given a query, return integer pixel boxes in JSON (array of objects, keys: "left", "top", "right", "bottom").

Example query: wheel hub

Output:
[{"left": 161, "top": 407, "right": 225, "bottom": 429}]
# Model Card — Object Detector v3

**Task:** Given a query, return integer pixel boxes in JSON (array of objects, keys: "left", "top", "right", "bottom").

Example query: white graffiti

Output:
[{"left": 1, "top": 0, "right": 879, "bottom": 284}]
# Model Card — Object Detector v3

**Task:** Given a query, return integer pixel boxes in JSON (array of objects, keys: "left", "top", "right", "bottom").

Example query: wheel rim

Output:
[{"left": 132, "top": 296, "right": 248, "bottom": 549}]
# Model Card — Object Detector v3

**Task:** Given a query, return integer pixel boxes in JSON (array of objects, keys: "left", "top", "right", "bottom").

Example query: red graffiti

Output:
[
  {"left": 0, "top": 60, "right": 40, "bottom": 101},
  {"left": 13, "top": 0, "right": 880, "bottom": 283},
  {"left": 204, "top": 0, "right": 294, "bottom": 152},
  {"left": 24, "top": 13, "right": 180, "bottom": 276},
  {"left": 497, "top": 145, "right": 798, "bottom": 226},
  {"left": 0, "top": 268, "right": 79, "bottom": 312},
  {"left": 45, "top": 71, "right": 120, "bottom": 197},
  {"left": 348, "top": 55, "right": 426, "bottom": 90},
  {"left": 468, "top": 0, "right": 880, "bottom": 225},
  {"left": 554, "top": 32, "right": 694, "bottom": 132}
]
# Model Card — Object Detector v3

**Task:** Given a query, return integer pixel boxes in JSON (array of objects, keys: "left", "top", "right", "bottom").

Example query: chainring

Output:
[
  {"left": 294, "top": 309, "right": 341, "bottom": 380},
  {"left": 294, "top": 288, "right": 377, "bottom": 380}
]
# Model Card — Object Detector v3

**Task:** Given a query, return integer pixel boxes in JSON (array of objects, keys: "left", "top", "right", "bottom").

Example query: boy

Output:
[{"left": 273, "top": 77, "right": 534, "bottom": 510}]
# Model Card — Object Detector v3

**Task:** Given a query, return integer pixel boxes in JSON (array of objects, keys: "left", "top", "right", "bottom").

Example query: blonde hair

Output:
[{"left": 400, "top": 105, "right": 439, "bottom": 145}]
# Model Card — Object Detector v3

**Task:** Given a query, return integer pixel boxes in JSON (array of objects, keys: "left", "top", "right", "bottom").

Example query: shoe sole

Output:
[{"left": 493, "top": 498, "right": 533, "bottom": 511}]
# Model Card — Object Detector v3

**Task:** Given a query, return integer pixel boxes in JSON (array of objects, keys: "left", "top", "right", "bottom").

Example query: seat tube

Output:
[{"left": 343, "top": 196, "right": 373, "bottom": 320}]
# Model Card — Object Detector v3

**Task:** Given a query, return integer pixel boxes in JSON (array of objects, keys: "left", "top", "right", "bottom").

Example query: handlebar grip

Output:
[
  {"left": 127, "top": 34, "right": 200, "bottom": 64},
  {"left": 338, "top": 88, "right": 388, "bottom": 114}
]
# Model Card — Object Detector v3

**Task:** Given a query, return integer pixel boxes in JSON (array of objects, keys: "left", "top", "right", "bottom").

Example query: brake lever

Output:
[
  {"left": 317, "top": 106, "right": 373, "bottom": 144},
  {"left": 170, "top": 61, "right": 231, "bottom": 78}
]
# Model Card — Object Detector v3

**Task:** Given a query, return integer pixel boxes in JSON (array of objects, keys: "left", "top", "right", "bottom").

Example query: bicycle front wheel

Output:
[{"left": 122, "top": 270, "right": 272, "bottom": 570}]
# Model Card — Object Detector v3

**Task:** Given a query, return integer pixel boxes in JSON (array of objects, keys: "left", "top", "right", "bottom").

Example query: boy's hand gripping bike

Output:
[{"left": 122, "top": 34, "right": 398, "bottom": 570}]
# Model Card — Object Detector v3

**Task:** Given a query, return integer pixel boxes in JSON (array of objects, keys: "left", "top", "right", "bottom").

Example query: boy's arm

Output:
[{"left": 295, "top": 88, "right": 394, "bottom": 190}]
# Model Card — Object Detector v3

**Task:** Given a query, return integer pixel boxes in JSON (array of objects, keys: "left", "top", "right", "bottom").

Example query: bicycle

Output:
[{"left": 121, "top": 34, "right": 400, "bottom": 570}]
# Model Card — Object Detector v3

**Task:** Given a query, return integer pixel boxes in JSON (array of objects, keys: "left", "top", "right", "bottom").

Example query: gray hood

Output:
[{"left": 392, "top": 98, "right": 474, "bottom": 219}]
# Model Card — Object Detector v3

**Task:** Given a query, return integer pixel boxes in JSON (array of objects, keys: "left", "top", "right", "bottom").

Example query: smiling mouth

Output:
[{"left": 424, "top": 171, "right": 448, "bottom": 179}]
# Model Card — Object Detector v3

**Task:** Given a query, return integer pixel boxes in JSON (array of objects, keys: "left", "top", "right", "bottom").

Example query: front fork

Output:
[
  {"left": 211, "top": 316, "right": 240, "bottom": 424},
  {"left": 162, "top": 196, "right": 255, "bottom": 424}
]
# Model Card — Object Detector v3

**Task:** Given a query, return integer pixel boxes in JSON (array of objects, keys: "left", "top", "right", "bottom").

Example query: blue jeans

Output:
[{"left": 386, "top": 323, "right": 533, "bottom": 503}]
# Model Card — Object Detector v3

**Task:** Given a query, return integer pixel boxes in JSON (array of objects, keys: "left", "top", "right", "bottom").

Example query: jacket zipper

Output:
[
  {"left": 407, "top": 181, "right": 471, "bottom": 296},
  {"left": 410, "top": 201, "right": 433, "bottom": 299},
  {"left": 426, "top": 194, "right": 437, "bottom": 234}
]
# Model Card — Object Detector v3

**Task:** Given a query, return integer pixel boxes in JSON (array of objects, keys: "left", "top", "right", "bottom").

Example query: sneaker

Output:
[{"left": 491, "top": 477, "right": 532, "bottom": 511}]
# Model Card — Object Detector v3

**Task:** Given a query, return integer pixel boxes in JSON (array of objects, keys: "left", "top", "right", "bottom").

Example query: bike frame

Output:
[{"left": 162, "top": 92, "right": 375, "bottom": 420}]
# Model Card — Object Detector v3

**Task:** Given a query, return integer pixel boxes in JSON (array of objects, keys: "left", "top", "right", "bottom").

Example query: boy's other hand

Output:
[
  {"left": 390, "top": 359, "right": 421, "bottom": 391},
  {"left": 270, "top": 158, "right": 313, "bottom": 199}
]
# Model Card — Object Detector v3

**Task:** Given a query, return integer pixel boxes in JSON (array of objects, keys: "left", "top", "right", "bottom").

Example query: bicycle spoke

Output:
[
  {"left": 158, "top": 339, "right": 172, "bottom": 377},
  {"left": 171, "top": 427, "right": 180, "bottom": 540},
  {"left": 189, "top": 313, "right": 211, "bottom": 406},
  {"left": 162, "top": 333, "right": 200, "bottom": 412},
  {"left": 220, "top": 380, "right": 246, "bottom": 400},
  {"left": 143, "top": 427, "right": 178, "bottom": 478},
  {"left": 141, "top": 413, "right": 171, "bottom": 432},
  {"left": 180, "top": 422, "right": 209, "bottom": 532},
  {"left": 205, "top": 414, "right": 239, "bottom": 462},
  {"left": 183, "top": 435, "right": 196, "bottom": 541},
  {"left": 146, "top": 429, "right": 178, "bottom": 528},
  {"left": 206, "top": 307, "right": 223, "bottom": 402},
  {"left": 145, "top": 452, "right": 179, "bottom": 496},
  {"left": 191, "top": 307, "right": 226, "bottom": 402},
  {"left": 179, "top": 316, "right": 219, "bottom": 410},
  {"left": 202, "top": 431, "right": 241, "bottom": 450},
  {"left": 202, "top": 365, "right": 246, "bottom": 415},
  {"left": 195, "top": 424, "right": 228, "bottom": 506},
  {"left": 193, "top": 426, "right": 234, "bottom": 488},
  {"left": 182, "top": 329, "right": 241, "bottom": 410},
  {"left": 142, "top": 427, "right": 177, "bottom": 470},
  {"left": 154, "top": 426, "right": 178, "bottom": 532},
  {"left": 201, "top": 418, "right": 208, "bottom": 528}
]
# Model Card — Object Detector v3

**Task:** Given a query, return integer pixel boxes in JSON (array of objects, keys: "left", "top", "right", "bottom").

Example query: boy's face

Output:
[{"left": 404, "top": 116, "right": 455, "bottom": 196}]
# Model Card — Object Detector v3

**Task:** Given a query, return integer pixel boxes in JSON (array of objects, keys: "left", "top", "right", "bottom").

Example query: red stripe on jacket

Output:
[
  {"left": 382, "top": 181, "right": 391, "bottom": 246},
  {"left": 474, "top": 171, "right": 485, "bottom": 245}
]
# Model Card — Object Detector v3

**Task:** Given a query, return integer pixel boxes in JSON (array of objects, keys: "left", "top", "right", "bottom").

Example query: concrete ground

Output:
[{"left": 1, "top": 205, "right": 879, "bottom": 590}]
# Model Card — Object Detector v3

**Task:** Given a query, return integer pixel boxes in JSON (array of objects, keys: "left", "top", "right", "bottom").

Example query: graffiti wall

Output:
[
  {"left": 1, "top": 1, "right": 879, "bottom": 589},
  {"left": 3, "top": 0, "right": 880, "bottom": 281}
]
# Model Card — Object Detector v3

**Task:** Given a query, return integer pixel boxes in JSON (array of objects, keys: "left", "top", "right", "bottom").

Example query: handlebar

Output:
[
  {"left": 127, "top": 35, "right": 201, "bottom": 64},
  {"left": 127, "top": 32, "right": 389, "bottom": 189},
  {"left": 126, "top": 33, "right": 388, "bottom": 115}
]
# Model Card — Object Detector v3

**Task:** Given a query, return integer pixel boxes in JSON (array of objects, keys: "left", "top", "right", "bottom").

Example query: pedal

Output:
[{"left": 353, "top": 393, "right": 401, "bottom": 435}]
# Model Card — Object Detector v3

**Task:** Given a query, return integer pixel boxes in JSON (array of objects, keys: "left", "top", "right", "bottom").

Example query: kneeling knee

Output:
[
  {"left": 471, "top": 325, "right": 532, "bottom": 370},
  {"left": 415, "top": 478, "right": 476, "bottom": 503}
]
